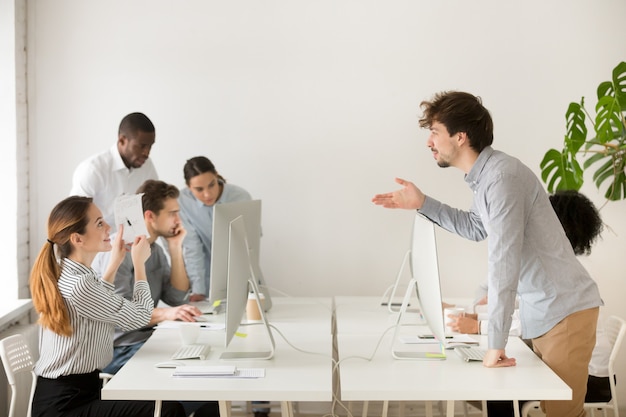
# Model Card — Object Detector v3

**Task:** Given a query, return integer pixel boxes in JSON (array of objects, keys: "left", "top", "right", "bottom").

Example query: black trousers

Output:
[{"left": 32, "top": 370, "right": 185, "bottom": 417}]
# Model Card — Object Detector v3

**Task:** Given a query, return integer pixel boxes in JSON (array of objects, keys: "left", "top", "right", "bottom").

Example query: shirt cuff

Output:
[{"left": 479, "top": 320, "right": 488, "bottom": 335}]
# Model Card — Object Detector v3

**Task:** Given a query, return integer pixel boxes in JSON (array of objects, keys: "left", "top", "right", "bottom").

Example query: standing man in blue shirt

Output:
[{"left": 372, "top": 91, "right": 602, "bottom": 417}]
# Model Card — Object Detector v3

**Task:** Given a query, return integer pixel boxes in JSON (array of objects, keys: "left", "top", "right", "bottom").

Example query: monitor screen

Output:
[
  {"left": 410, "top": 213, "right": 447, "bottom": 345},
  {"left": 209, "top": 200, "right": 265, "bottom": 306}
]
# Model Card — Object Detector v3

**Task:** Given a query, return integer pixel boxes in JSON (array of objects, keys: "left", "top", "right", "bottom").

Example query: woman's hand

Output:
[
  {"left": 108, "top": 225, "right": 128, "bottom": 270},
  {"left": 131, "top": 235, "right": 151, "bottom": 267}
]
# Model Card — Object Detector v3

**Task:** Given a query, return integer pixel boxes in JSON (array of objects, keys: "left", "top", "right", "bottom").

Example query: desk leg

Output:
[
  {"left": 280, "top": 401, "right": 294, "bottom": 417},
  {"left": 154, "top": 400, "right": 162, "bottom": 417},
  {"left": 424, "top": 401, "right": 433, "bottom": 417},
  {"left": 361, "top": 400, "right": 368, "bottom": 417},
  {"left": 513, "top": 400, "right": 520, "bottom": 417},
  {"left": 445, "top": 400, "right": 454, "bottom": 417},
  {"left": 219, "top": 401, "right": 231, "bottom": 417},
  {"left": 399, "top": 401, "right": 405, "bottom": 417}
]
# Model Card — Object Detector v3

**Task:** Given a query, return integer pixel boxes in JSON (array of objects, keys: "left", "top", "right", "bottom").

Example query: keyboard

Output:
[
  {"left": 454, "top": 346, "right": 487, "bottom": 362},
  {"left": 190, "top": 300, "right": 224, "bottom": 315},
  {"left": 171, "top": 344, "right": 211, "bottom": 360}
]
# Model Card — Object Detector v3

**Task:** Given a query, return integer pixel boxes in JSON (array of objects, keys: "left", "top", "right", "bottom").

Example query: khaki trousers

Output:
[{"left": 532, "top": 307, "right": 599, "bottom": 417}]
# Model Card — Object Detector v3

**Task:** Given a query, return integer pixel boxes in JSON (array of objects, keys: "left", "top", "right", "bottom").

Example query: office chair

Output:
[
  {"left": 0, "top": 334, "right": 37, "bottom": 417},
  {"left": 521, "top": 315, "right": 626, "bottom": 417},
  {"left": 0, "top": 333, "right": 115, "bottom": 417}
]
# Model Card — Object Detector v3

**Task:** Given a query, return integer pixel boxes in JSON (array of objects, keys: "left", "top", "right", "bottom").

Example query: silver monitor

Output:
[
  {"left": 220, "top": 216, "right": 275, "bottom": 360},
  {"left": 391, "top": 213, "right": 447, "bottom": 360},
  {"left": 209, "top": 200, "right": 272, "bottom": 311}
]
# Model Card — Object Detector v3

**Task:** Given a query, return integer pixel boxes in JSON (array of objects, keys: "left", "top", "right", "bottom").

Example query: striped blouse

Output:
[{"left": 34, "top": 258, "right": 153, "bottom": 378}]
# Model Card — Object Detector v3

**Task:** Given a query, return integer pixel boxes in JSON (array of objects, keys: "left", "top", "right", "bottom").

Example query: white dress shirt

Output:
[{"left": 70, "top": 144, "right": 158, "bottom": 227}]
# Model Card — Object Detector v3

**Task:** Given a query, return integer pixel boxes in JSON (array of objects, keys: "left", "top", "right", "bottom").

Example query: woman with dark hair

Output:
[
  {"left": 179, "top": 156, "right": 251, "bottom": 302},
  {"left": 30, "top": 195, "right": 184, "bottom": 417}
]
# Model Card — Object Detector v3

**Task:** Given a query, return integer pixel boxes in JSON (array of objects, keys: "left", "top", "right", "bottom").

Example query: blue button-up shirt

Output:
[
  {"left": 419, "top": 146, "right": 602, "bottom": 349},
  {"left": 179, "top": 183, "right": 252, "bottom": 295}
]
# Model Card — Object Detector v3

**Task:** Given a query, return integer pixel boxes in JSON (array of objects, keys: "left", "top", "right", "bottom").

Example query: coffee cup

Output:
[
  {"left": 179, "top": 322, "right": 200, "bottom": 345},
  {"left": 444, "top": 307, "right": 465, "bottom": 333},
  {"left": 246, "top": 292, "right": 265, "bottom": 321}
]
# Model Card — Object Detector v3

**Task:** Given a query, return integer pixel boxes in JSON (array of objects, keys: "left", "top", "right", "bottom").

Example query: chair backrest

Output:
[
  {"left": 605, "top": 315, "right": 626, "bottom": 376},
  {"left": 605, "top": 315, "right": 626, "bottom": 408},
  {"left": 0, "top": 334, "right": 37, "bottom": 417}
]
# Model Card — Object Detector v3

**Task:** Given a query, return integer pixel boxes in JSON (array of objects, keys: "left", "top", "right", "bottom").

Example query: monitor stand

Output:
[
  {"left": 390, "top": 278, "right": 446, "bottom": 360},
  {"left": 248, "top": 248, "right": 273, "bottom": 312},
  {"left": 220, "top": 278, "right": 276, "bottom": 360},
  {"left": 384, "top": 249, "right": 411, "bottom": 312}
]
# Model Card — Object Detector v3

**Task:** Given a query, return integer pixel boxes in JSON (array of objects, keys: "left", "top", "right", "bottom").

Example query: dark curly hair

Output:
[{"left": 549, "top": 190, "right": 603, "bottom": 256}]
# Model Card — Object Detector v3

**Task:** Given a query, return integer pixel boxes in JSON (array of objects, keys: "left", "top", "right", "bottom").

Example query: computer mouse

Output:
[{"left": 154, "top": 360, "right": 186, "bottom": 368}]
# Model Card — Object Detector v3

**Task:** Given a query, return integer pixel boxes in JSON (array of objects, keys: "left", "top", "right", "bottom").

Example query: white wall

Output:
[{"left": 27, "top": 0, "right": 626, "bottom": 409}]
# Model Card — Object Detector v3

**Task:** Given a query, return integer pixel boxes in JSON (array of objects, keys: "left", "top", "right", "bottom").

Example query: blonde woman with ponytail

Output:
[{"left": 29, "top": 196, "right": 185, "bottom": 417}]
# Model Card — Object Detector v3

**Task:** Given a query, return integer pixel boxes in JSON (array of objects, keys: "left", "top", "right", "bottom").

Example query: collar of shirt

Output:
[
  {"left": 109, "top": 144, "right": 132, "bottom": 173},
  {"left": 464, "top": 145, "right": 494, "bottom": 190}
]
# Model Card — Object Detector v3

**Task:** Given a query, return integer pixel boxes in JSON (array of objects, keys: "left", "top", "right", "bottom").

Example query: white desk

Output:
[
  {"left": 102, "top": 297, "right": 333, "bottom": 417},
  {"left": 334, "top": 296, "right": 571, "bottom": 417}
]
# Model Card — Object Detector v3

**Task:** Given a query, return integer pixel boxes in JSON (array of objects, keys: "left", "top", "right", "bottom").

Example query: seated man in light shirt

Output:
[{"left": 448, "top": 281, "right": 521, "bottom": 337}]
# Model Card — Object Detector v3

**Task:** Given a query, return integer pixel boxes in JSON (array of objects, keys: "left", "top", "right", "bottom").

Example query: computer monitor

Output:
[
  {"left": 391, "top": 213, "right": 447, "bottom": 360},
  {"left": 220, "top": 216, "right": 275, "bottom": 360},
  {"left": 209, "top": 200, "right": 272, "bottom": 311}
]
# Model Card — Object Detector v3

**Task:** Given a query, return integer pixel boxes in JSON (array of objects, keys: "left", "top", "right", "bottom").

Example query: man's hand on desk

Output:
[
  {"left": 152, "top": 305, "right": 202, "bottom": 324},
  {"left": 483, "top": 349, "right": 516, "bottom": 368}
]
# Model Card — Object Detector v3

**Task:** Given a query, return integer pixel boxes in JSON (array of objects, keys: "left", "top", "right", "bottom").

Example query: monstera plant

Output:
[{"left": 541, "top": 61, "right": 626, "bottom": 200}]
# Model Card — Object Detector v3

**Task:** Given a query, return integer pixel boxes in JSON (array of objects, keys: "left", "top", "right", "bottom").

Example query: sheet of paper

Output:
[
  {"left": 173, "top": 365, "right": 236, "bottom": 376},
  {"left": 156, "top": 321, "right": 225, "bottom": 331},
  {"left": 114, "top": 194, "right": 150, "bottom": 242}
]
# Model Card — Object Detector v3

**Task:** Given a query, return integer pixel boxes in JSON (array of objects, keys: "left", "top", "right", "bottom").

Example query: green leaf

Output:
[
  {"left": 595, "top": 95, "right": 623, "bottom": 144},
  {"left": 611, "top": 61, "right": 626, "bottom": 112},
  {"left": 592, "top": 158, "right": 615, "bottom": 186},
  {"left": 564, "top": 101, "right": 587, "bottom": 153},
  {"left": 583, "top": 150, "right": 609, "bottom": 169},
  {"left": 590, "top": 151, "right": 626, "bottom": 200},
  {"left": 603, "top": 170, "right": 626, "bottom": 201},
  {"left": 540, "top": 148, "right": 583, "bottom": 192}
]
